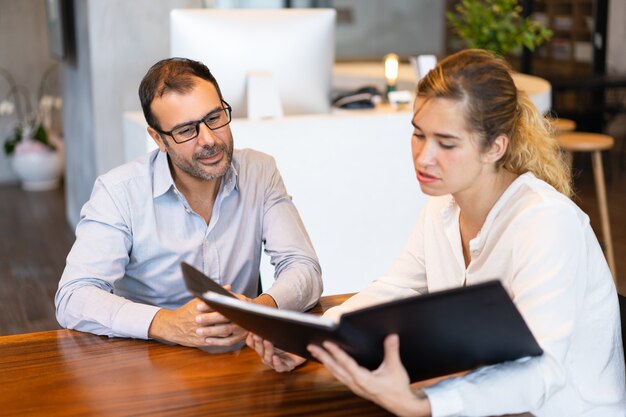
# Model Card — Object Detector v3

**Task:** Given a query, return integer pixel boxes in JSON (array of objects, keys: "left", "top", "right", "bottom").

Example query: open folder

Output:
[{"left": 181, "top": 262, "right": 542, "bottom": 382}]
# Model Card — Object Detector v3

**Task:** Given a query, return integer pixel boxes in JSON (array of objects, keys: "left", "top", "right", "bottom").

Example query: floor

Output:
[{"left": 0, "top": 155, "right": 624, "bottom": 336}]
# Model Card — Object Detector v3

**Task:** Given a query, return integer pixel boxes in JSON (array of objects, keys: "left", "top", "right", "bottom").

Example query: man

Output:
[{"left": 55, "top": 58, "right": 322, "bottom": 350}]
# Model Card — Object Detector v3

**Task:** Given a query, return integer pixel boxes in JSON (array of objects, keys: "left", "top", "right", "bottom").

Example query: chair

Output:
[
  {"left": 556, "top": 132, "right": 616, "bottom": 281},
  {"left": 550, "top": 117, "right": 576, "bottom": 135}
]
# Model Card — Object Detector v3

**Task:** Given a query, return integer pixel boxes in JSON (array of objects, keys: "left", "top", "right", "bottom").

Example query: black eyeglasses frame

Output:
[{"left": 153, "top": 101, "right": 232, "bottom": 144}]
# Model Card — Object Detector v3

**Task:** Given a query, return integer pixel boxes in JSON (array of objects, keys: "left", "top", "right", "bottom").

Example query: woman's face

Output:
[{"left": 411, "top": 97, "right": 493, "bottom": 199}]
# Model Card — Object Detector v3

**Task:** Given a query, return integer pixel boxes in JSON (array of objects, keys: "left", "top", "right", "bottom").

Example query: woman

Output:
[{"left": 247, "top": 49, "right": 626, "bottom": 416}]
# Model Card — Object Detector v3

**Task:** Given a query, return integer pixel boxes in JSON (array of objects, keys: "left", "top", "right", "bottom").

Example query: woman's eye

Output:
[
  {"left": 413, "top": 133, "right": 425, "bottom": 140},
  {"left": 439, "top": 142, "right": 455, "bottom": 150}
]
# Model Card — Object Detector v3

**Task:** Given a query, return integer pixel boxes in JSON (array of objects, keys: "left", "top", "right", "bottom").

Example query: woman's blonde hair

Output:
[{"left": 417, "top": 49, "right": 572, "bottom": 197}]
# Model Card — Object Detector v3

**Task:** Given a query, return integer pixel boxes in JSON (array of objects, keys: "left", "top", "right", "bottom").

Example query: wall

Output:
[
  {"left": 214, "top": 0, "right": 446, "bottom": 60},
  {"left": 332, "top": 0, "right": 445, "bottom": 60},
  {"left": 0, "top": 0, "right": 58, "bottom": 184},
  {"left": 605, "top": 0, "right": 626, "bottom": 148},
  {"left": 607, "top": 0, "right": 626, "bottom": 74},
  {"left": 62, "top": 0, "right": 202, "bottom": 227},
  {"left": 62, "top": 0, "right": 96, "bottom": 230}
]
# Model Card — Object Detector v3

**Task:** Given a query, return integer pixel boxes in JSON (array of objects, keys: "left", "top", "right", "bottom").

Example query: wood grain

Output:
[
  {"left": 0, "top": 294, "right": 395, "bottom": 417},
  {"left": 0, "top": 296, "right": 538, "bottom": 416}
]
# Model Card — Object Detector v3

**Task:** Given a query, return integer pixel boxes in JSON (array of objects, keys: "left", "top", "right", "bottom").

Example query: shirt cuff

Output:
[
  {"left": 423, "top": 380, "right": 464, "bottom": 417},
  {"left": 111, "top": 301, "right": 161, "bottom": 339}
]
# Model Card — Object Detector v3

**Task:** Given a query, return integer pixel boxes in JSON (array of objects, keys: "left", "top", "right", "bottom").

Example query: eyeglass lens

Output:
[{"left": 172, "top": 107, "right": 231, "bottom": 142}]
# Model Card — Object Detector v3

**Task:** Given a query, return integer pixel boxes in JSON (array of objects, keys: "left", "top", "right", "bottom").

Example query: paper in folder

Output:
[{"left": 181, "top": 262, "right": 542, "bottom": 382}]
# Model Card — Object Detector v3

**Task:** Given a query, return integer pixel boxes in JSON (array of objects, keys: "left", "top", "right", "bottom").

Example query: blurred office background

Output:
[{"left": 0, "top": 0, "right": 624, "bottom": 335}]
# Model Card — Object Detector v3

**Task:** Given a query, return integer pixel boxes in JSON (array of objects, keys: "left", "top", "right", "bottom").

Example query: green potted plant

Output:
[
  {"left": 446, "top": 0, "right": 552, "bottom": 57},
  {"left": 1, "top": 65, "right": 64, "bottom": 191}
]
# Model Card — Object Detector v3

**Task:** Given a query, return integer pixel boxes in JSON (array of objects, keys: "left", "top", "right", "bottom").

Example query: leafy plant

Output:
[
  {"left": 4, "top": 120, "right": 54, "bottom": 156},
  {"left": 446, "top": 0, "right": 552, "bottom": 56},
  {"left": 1, "top": 65, "right": 58, "bottom": 156}
]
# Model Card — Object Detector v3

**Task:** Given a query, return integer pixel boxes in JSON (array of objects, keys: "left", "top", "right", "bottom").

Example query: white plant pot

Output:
[{"left": 12, "top": 149, "right": 64, "bottom": 191}]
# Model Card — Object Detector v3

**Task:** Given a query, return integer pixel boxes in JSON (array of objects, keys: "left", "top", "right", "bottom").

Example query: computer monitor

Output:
[{"left": 170, "top": 9, "right": 336, "bottom": 119}]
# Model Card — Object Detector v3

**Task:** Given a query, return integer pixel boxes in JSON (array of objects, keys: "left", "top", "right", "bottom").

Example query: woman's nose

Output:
[{"left": 417, "top": 140, "right": 437, "bottom": 166}]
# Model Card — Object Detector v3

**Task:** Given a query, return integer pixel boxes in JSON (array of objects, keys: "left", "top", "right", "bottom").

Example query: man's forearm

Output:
[{"left": 56, "top": 284, "right": 159, "bottom": 339}]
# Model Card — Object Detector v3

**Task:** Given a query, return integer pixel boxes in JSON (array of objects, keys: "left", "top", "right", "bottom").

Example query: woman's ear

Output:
[
  {"left": 147, "top": 127, "right": 167, "bottom": 152},
  {"left": 483, "top": 134, "right": 509, "bottom": 164}
]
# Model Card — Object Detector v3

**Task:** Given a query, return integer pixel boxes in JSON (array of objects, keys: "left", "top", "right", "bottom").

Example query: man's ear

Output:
[
  {"left": 147, "top": 127, "right": 167, "bottom": 152},
  {"left": 483, "top": 134, "right": 509, "bottom": 164}
]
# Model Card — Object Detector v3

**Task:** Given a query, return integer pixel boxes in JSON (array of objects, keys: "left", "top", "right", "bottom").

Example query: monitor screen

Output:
[{"left": 170, "top": 9, "right": 335, "bottom": 119}]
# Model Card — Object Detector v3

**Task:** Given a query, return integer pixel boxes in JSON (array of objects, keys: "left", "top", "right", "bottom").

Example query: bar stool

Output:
[
  {"left": 550, "top": 118, "right": 578, "bottom": 168},
  {"left": 550, "top": 118, "right": 576, "bottom": 135},
  {"left": 556, "top": 132, "right": 617, "bottom": 281}
]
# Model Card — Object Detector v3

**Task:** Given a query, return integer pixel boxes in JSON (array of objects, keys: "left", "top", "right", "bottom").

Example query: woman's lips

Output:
[{"left": 416, "top": 170, "right": 439, "bottom": 184}]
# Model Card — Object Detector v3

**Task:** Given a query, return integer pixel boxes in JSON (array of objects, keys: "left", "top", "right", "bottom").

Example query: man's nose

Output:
[{"left": 196, "top": 122, "right": 218, "bottom": 147}]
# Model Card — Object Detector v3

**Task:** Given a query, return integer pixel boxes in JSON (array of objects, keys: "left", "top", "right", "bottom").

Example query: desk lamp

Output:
[{"left": 384, "top": 53, "right": 399, "bottom": 99}]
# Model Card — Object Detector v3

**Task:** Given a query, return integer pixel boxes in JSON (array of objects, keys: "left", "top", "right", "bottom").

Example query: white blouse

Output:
[{"left": 325, "top": 172, "right": 625, "bottom": 417}]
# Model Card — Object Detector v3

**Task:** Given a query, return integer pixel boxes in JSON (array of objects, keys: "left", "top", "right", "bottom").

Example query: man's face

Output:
[{"left": 148, "top": 77, "right": 234, "bottom": 182}]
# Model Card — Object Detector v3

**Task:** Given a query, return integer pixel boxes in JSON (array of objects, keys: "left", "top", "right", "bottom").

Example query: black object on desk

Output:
[
  {"left": 182, "top": 262, "right": 543, "bottom": 382},
  {"left": 332, "top": 86, "right": 382, "bottom": 109}
]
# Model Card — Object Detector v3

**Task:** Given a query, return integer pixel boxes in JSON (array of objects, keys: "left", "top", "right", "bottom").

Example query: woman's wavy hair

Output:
[{"left": 417, "top": 49, "right": 571, "bottom": 196}]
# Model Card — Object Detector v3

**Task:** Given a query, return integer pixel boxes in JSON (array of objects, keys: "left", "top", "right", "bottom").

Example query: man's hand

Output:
[
  {"left": 148, "top": 297, "right": 246, "bottom": 348},
  {"left": 148, "top": 285, "right": 279, "bottom": 349}
]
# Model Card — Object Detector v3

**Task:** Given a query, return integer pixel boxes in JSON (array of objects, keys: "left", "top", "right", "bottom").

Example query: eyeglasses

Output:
[{"left": 154, "top": 101, "right": 232, "bottom": 144}]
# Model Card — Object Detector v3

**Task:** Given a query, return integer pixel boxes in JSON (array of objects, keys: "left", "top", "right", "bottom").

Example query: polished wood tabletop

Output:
[
  {"left": 0, "top": 294, "right": 396, "bottom": 416},
  {"left": 0, "top": 294, "right": 533, "bottom": 417}
]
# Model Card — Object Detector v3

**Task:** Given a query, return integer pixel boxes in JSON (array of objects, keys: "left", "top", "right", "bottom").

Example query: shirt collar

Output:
[
  {"left": 153, "top": 150, "right": 173, "bottom": 198},
  {"left": 222, "top": 160, "right": 239, "bottom": 195},
  {"left": 151, "top": 150, "right": 240, "bottom": 199},
  {"left": 439, "top": 172, "right": 534, "bottom": 255}
]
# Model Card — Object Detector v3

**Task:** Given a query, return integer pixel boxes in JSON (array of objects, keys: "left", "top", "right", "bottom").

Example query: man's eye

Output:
[
  {"left": 206, "top": 113, "right": 223, "bottom": 124},
  {"left": 176, "top": 126, "right": 196, "bottom": 136}
]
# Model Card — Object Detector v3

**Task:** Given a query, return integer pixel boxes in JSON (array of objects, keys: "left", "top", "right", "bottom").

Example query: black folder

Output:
[{"left": 181, "top": 262, "right": 543, "bottom": 382}]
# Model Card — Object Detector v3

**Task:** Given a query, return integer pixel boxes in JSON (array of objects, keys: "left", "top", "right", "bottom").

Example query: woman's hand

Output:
[
  {"left": 246, "top": 333, "right": 307, "bottom": 372},
  {"left": 307, "top": 334, "right": 431, "bottom": 417}
]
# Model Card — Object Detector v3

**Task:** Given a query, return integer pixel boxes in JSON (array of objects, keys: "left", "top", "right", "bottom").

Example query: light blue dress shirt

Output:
[{"left": 55, "top": 148, "right": 322, "bottom": 339}]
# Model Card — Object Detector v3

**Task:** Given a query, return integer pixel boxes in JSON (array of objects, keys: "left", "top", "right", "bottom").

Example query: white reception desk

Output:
[
  {"left": 123, "top": 106, "right": 423, "bottom": 296},
  {"left": 122, "top": 63, "right": 550, "bottom": 295}
]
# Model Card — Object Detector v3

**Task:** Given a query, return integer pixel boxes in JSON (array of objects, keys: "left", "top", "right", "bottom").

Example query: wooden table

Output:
[
  {"left": 0, "top": 294, "right": 394, "bottom": 416},
  {"left": 0, "top": 294, "right": 533, "bottom": 417}
]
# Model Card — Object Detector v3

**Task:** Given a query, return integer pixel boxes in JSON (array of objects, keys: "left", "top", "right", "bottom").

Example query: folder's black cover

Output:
[
  {"left": 181, "top": 262, "right": 236, "bottom": 298},
  {"left": 181, "top": 262, "right": 543, "bottom": 382}
]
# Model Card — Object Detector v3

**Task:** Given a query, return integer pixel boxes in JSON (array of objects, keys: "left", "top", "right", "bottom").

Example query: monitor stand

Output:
[{"left": 246, "top": 71, "right": 284, "bottom": 120}]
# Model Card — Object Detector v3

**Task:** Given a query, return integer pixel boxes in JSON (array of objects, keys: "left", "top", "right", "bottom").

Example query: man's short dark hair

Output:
[{"left": 139, "top": 57, "right": 223, "bottom": 130}]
